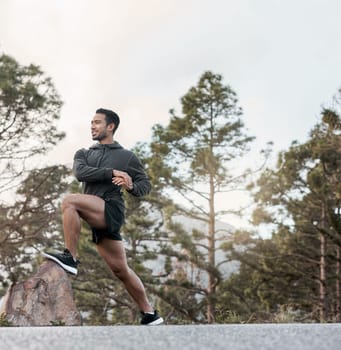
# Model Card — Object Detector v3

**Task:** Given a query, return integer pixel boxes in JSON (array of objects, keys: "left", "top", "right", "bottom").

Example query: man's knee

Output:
[
  {"left": 112, "top": 265, "right": 130, "bottom": 281},
  {"left": 61, "top": 194, "right": 80, "bottom": 212}
]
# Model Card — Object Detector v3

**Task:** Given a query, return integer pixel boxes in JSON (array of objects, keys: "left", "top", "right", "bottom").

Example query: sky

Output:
[{"left": 1, "top": 0, "right": 341, "bottom": 228}]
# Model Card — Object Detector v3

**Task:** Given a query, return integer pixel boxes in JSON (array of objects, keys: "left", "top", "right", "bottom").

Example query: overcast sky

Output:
[{"left": 1, "top": 0, "right": 341, "bottom": 227}]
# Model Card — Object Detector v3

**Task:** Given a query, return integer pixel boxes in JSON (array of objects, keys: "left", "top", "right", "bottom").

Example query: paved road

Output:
[{"left": 1, "top": 324, "right": 341, "bottom": 350}]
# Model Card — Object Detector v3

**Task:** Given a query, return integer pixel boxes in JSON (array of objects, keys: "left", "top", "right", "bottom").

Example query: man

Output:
[{"left": 43, "top": 108, "right": 163, "bottom": 326}]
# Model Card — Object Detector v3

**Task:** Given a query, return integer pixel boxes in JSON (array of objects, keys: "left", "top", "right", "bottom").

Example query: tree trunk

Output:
[
  {"left": 319, "top": 206, "right": 327, "bottom": 322},
  {"left": 207, "top": 172, "right": 215, "bottom": 323},
  {"left": 336, "top": 245, "right": 341, "bottom": 322},
  {"left": 319, "top": 233, "right": 327, "bottom": 322}
]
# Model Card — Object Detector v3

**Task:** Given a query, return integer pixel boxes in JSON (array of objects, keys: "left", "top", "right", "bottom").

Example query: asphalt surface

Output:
[{"left": 1, "top": 324, "right": 341, "bottom": 350}]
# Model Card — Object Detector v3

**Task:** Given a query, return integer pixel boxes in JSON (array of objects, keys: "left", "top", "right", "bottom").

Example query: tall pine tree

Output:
[
  {"left": 248, "top": 93, "right": 341, "bottom": 322},
  {"left": 149, "top": 71, "right": 255, "bottom": 323}
]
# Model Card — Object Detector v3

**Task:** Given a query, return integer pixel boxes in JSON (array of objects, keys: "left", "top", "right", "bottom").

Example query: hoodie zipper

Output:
[{"left": 98, "top": 145, "right": 106, "bottom": 166}]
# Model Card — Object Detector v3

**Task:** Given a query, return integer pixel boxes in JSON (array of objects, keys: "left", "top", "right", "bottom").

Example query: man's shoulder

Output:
[
  {"left": 114, "top": 148, "right": 137, "bottom": 164},
  {"left": 107, "top": 144, "right": 135, "bottom": 157},
  {"left": 74, "top": 147, "right": 87, "bottom": 158},
  {"left": 73, "top": 143, "right": 137, "bottom": 159}
]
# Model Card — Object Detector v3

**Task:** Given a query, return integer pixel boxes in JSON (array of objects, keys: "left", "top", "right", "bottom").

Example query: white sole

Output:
[
  {"left": 146, "top": 317, "right": 164, "bottom": 326},
  {"left": 42, "top": 252, "right": 78, "bottom": 275}
]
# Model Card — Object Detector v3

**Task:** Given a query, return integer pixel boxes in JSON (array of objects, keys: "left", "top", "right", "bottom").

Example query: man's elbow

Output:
[
  {"left": 141, "top": 182, "right": 152, "bottom": 197},
  {"left": 73, "top": 167, "right": 84, "bottom": 182},
  {"left": 146, "top": 182, "right": 152, "bottom": 195},
  {"left": 131, "top": 182, "right": 151, "bottom": 197}
]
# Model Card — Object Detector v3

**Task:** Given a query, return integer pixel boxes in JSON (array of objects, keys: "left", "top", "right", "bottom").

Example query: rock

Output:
[{"left": 0, "top": 260, "right": 81, "bottom": 326}]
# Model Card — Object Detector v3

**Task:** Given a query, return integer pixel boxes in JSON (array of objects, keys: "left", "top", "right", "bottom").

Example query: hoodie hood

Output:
[{"left": 89, "top": 141, "right": 123, "bottom": 150}]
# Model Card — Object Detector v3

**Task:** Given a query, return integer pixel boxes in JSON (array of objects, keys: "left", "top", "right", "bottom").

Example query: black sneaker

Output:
[
  {"left": 140, "top": 310, "right": 164, "bottom": 326},
  {"left": 42, "top": 249, "right": 79, "bottom": 275}
]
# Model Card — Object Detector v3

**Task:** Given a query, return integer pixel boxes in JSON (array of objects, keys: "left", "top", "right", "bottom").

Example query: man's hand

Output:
[{"left": 112, "top": 170, "right": 133, "bottom": 190}]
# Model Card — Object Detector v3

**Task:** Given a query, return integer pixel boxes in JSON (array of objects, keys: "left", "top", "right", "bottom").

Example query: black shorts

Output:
[{"left": 91, "top": 198, "right": 125, "bottom": 244}]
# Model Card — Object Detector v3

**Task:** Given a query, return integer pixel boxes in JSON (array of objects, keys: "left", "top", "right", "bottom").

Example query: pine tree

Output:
[
  {"left": 0, "top": 53, "right": 65, "bottom": 292},
  {"left": 0, "top": 54, "right": 64, "bottom": 193},
  {"left": 148, "top": 71, "right": 255, "bottom": 323},
  {"left": 0, "top": 165, "right": 70, "bottom": 289},
  {"left": 247, "top": 92, "right": 341, "bottom": 322}
]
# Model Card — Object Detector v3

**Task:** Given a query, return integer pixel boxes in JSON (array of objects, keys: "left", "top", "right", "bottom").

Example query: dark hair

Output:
[{"left": 96, "top": 108, "right": 120, "bottom": 134}]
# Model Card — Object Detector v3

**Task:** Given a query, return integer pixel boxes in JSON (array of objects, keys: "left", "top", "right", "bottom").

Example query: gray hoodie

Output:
[{"left": 73, "top": 142, "right": 151, "bottom": 201}]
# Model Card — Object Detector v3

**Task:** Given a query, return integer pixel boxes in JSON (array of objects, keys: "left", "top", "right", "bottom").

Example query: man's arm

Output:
[
  {"left": 73, "top": 149, "right": 113, "bottom": 183},
  {"left": 126, "top": 154, "right": 151, "bottom": 196},
  {"left": 112, "top": 154, "right": 151, "bottom": 197}
]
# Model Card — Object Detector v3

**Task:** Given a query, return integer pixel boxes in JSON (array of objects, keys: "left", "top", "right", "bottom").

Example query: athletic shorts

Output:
[{"left": 91, "top": 198, "right": 125, "bottom": 244}]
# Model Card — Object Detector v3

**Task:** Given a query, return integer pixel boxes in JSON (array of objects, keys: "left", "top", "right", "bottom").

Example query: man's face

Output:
[{"left": 91, "top": 113, "right": 113, "bottom": 141}]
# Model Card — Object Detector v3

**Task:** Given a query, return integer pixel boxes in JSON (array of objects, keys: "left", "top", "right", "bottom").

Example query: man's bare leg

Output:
[
  {"left": 61, "top": 194, "right": 107, "bottom": 258},
  {"left": 43, "top": 194, "right": 106, "bottom": 274},
  {"left": 97, "top": 238, "right": 153, "bottom": 313},
  {"left": 61, "top": 194, "right": 153, "bottom": 312}
]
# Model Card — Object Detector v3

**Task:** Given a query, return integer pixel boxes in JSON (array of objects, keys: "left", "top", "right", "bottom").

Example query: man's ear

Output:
[{"left": 107, "top": 123, "right": 115, "bottom": 133}]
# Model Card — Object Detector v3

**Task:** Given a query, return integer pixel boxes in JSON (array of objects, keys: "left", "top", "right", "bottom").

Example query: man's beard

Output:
[{"left": 92, "top": 130, "right": 107, "bottom": 141}]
